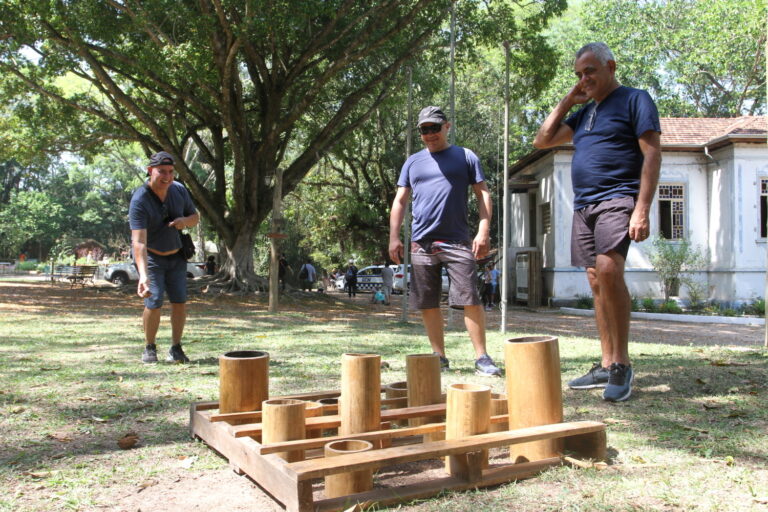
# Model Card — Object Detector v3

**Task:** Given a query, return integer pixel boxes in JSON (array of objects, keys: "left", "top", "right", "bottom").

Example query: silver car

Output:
[
  {"left": 104, "top": 260, "right": 204, "bottom": 285},
  {"left": 392, "top": 264, "right": 449, "bottom": 294}
]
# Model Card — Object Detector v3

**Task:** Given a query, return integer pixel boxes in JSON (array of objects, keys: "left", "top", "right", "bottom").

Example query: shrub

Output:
[
  {"left": 646, "top": 236, "right": 708, "bottom": 302},
  {"left": 17, "top": 261, "right": 38, "bottom": 271},
  {"left": 658, "top": 300, "right": 682, "bottom": 314},
  {"left": 741, "top": 297, "right": 765, "bottom": 317},
  {"left": 574, "top": 294, "right": 594, "bottom": 309},
  {"left": 642, "top": 297, "right": 657, "bottom": 312},
  {"left": 630, "top": 296, "right": 641, "bottom": 312}
]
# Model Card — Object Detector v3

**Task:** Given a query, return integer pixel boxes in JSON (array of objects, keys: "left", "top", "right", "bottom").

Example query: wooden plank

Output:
[
  {"left": 287, "top": 421, "right": 605, "bottom": 481},
  {"left": 313, "top": 457, "right": 562, "bottom": 512},
  {"left": 230, "top": 403, "right": 449, "bottom": 438},
  {"left": 189, "top": 407, "right": 302, "bottom": 510}
]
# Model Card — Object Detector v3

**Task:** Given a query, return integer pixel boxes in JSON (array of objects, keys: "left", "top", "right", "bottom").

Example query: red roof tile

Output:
[{"left": 661, "top": 116, "right": 767, "bottom": 146}]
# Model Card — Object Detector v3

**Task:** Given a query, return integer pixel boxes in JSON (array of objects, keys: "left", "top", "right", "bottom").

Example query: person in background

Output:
[
  {"left": 381, "top": 262, "right": 394, "bottom": 305},
  {"left": 344, "top": 260, "right": 358, "bottom": 298},
  {"left": 533, "top": 42, "right": 661, "bottom": 402},
  {"left": 129, "top": 151, "right": 200, "bottom": 364},
  {"left": 298, "top": 260, "right": 316, "bottom": 291},
  {"left": 205, "top": 255, "right": 217, "bottom": 275},
  {"left": 278, "top": 254, "right": 291, "bottom": 291}
]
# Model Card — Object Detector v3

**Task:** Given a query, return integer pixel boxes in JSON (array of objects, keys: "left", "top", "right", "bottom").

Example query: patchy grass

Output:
[{"left": 0, "top": 280, "right": 767, "bottom": 512}]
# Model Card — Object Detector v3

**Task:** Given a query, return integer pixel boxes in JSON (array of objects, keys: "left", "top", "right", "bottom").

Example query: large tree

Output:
[{"left": 1, "top": 0, "right": 459, "bottom": 290}]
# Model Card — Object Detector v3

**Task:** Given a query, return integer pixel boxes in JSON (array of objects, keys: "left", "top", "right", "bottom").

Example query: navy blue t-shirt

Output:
[
  {"left": 397, "top": 145, "right": 485, "bottom": 242},
  {"left": 129, "top": 181, "right": 197, "bottom": 253},
  {"left": 564, "top": 86, "right": 661, "bottom": 210}
]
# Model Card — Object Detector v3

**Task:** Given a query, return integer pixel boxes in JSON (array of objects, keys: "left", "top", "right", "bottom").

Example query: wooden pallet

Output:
[{"left": 190, "top": 392, "right": 606, "bottom": 512}]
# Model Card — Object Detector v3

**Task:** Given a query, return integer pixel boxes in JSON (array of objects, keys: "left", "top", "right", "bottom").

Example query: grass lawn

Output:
[{"left": 1, "top": 279, "right": 767, "bottom": 511}]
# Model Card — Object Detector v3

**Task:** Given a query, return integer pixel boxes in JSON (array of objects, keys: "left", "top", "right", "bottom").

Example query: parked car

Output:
[
  {"left": 335, "top": 265, "right": 399, "bottom": 293},
  {"left": 104, "top": 260, "right": 204, "bottom": 285},
  {"left": 392, "top": 264, "right": 449, "bottom": 294}
]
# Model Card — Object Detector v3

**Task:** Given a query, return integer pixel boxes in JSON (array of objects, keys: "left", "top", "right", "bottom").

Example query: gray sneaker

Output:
[
  {"left": 433, "top": 352, "right": 450, "bottom": 371},
  {"left": 603, "top": 363, "right": 634, "bottom": 402},
  {"left": 568, "top": 363, "right": 609, "bottom": 389},
  {"left": 167, "top": 344, "right": 190, "bottom": 363},
  {"left": 475, "top": 354, "right": 502, "bottom": 377},
  {"left": 141, "top": 344, "right": 158, "bottom": 364}
]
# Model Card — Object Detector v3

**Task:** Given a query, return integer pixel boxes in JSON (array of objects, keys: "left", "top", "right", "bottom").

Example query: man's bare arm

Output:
[
  {"left": 389, "top": 187, "right": 410, "bottom": 264},
  {"left": 131, "top": 228, "right": 151, "bottom": 298},
  {"left": 472, "top": 181, "right": 492, "bottom": 259},
  {"left": 628, "top": 130, "right": 662, "bottom": 242}
]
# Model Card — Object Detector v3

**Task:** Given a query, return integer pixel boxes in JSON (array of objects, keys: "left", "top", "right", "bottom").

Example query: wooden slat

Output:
[
  {"left": 287, "top": 421, "right": 605, "bottom": 481},
  {"left": 313, "top": 457, "right": 562, "bottom": 512},
  {"left": 189, "top": 406, "right": 304, "bottom": 510}
]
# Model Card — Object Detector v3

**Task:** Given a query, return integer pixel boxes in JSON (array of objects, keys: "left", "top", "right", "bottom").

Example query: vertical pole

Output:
[
  {"left": 269, "top": 168, "right": 283, "bottom": 313},
  {"left": 500, "top": 41, "right": 511, "bottom": 334},
  {"left": 449, "top": 0, "right": 457, "bottom": 145},
  {"left": 764, "top": 29, "right": 767, "bottom": 349},
  {"left": 401, "top": 67, "right": 413, "bottom": 322}
]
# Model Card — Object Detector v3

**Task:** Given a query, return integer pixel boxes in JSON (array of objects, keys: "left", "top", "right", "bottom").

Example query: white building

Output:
[{"left": 507, "top": 116, "right": 767, "bottom": 306}]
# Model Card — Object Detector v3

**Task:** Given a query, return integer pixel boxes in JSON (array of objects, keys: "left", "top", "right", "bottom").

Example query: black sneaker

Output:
[
  {"left": 433, "top": 352, "right": 450, "bottom": 371},
  {"left": 568, "top": 363, "right": 609, "bottom": 389},
  {"left": 603, "top": 363, "right": 634, "bottom": 402},
  {"left": 167, "top": 344, "right": 190, "bottom": 363},
  {"left": 141, "top": 344, "right": 158, "bottom": 364},
  {"left": 475, "top": 354, "right": 502, "bottom": 377}
]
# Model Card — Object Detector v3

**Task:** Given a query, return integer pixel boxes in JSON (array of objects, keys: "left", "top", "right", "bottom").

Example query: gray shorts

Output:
[
  {"left": 571, "top": 195, "right": 635, "bottom": 268},
  {"left": 410, "top": 240, "right": 481, "bottom": 310},
  {"left": 145, "top": 251, "right": 187, "bottom": 309}
]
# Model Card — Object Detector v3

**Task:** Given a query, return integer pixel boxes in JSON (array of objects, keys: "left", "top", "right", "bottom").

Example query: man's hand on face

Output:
[{"left": 567, "top": 83, "right": 590, "bottom": 105}]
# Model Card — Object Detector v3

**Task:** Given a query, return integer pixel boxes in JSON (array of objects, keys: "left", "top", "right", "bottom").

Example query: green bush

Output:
[
  {"left": 642, "top": 297, "right": 657, "bottom": 312},
  {"left": 574, "top": 294, "right": 594, "bottom": 309},
  {"left": 630, "top": 296, "right": 641, "bottom": 312},
  {"left": 741, "top": 297, "right": 765, "bottom": 317},
  {"left": 17, "top": 261, "right": 38, "bottom": 271},
  {"left": 658, "top": 300, "right": 682, "bottom": 314}
]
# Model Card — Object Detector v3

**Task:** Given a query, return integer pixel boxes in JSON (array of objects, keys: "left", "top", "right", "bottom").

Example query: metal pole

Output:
[
  {"left": 764, "top": 28, "right": 767, "bottom": 348},
  {"left": 401, "top": 67, "right": 413, "bottom": 322},
  {"left": 500, "top": 41, "right": 511, "bottom": 334},
  {"left": 449, "top": 0, "right": 456, "bottom": 145}
]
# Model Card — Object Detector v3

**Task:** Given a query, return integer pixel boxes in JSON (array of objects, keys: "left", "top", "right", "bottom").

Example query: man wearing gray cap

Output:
[
  {"left": 389, "top": 106, "right": 502, "bottom": 376},
  {"left": 129, "top": 151, "right": 200, "bottom": 363}
]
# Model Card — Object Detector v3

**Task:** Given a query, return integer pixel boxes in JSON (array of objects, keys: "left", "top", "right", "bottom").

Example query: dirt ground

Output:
[{"left": 2, "top": 279, "right": 765, "bottom": 511}]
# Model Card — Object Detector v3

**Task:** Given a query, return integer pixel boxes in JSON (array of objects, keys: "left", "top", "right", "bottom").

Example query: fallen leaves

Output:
[
  {"left": 46, "top": 432, "right": 73, "bottom": 443},
  {"left": 117, "top": 432, "right": 139, "bottom": 449},
  {"left": 177, "top": 455, "right": 198, "bottom": 469}
]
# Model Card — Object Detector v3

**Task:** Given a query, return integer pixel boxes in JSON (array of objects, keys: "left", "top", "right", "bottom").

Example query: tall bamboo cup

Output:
[
  {"left": 303, "top": 401, "right": 324, "bottom": 439},
  {"left": 504, "top": 336, "right": 564, "bottom": 462},
  {"left": 406, "top": 353, "right": 443, "bottom": 441},
  {"left": 219, "top": 351, "right": 269, "bottom": 423},
  {"left": 384, "top": 381, "right": 408, "bottom": 427},
  {"left": 324, "top": 440, "right": 374, "bottom": 498},
  {"left": 261, "top": 399, "right": 306, "bottom": 462},
  {"left": 339, "top": 353, "right": 381, "bottom": 436},
  {"left": 445, "top": 383, "right": 491, "bottom": 478}
]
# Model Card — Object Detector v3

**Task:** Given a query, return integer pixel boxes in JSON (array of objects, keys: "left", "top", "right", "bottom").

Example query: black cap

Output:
[
  {"left": 148, "top": 151, "right": 175, "bottom": 167},
  {"left": 417, "top": 106, "right": 447, "bottom": 126}
]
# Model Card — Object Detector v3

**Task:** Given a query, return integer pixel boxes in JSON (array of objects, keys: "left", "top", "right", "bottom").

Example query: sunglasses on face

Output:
[{"left": 418, "top": 124, "right": 443, "bottom": 135}]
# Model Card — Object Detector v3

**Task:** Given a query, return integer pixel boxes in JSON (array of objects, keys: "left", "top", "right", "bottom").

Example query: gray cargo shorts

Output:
[
  {"left": 571, "top": 195, "right": 635, "bottom": 268},
  {"left": 410, "top": 240, "right": 481, "bottom": 310}
]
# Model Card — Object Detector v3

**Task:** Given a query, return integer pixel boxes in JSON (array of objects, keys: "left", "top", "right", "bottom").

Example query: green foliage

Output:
[
  {"left": 630, "top": 296, "right": 640, "bottom": 312},
  {"left": 16, "top": 261, "right": 38, "bottom": 271},
  {"left": 658, "top": 300, "right": 683, "bottom": 314},
  {"left": 647, "top": 236, "right": 708, "bottom": 302},
  {"left": 642, "top": 297, "right": 657, "bottom": 312},
  {"left": 574, "top": 294, "right": 594, "bottom": 309},
  {"left": 741, "top": 297, "right": 765, "bottom": 317}
]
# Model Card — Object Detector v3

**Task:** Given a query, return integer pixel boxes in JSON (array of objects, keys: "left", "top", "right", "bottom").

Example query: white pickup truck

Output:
[{"left": 104, "top": 260, "right": 205, "bottom": 285}]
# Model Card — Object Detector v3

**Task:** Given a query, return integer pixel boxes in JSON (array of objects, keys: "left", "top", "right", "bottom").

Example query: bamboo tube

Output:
[
  {"left": 317, "top": 397, "right": 338, "bottom": 415},
  {"left": 323, "top": 440, "right": 374, "bottom": 498},
  {"left": 488, "top": 393, "right": 509, "bottom": 433},
  {"left": 339, "top": 353, "right": 381, "bottom": 436},
  {"left": 303, "top": 401, "right": 324, "bottom": 439},
  {"left": 384, "top": 381, "right": 408, "bottom": 427},
  {"left": 445, "top": 383, "right": 491, "bottom": 479},
  {"left": 261, "top": 399, "right": 306, "bottom": 462},
  {"left": 406, "top": 354, "right": 443, "bottom": 440},
  {"left": 504, "top": 336, "right": 564, "bottom": 463},
  {"left": 219, "top": 351, "right": 269, "bottom": 417}
]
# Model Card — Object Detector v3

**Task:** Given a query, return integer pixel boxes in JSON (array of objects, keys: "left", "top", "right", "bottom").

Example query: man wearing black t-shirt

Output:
[{"left": 534, "top": 42, "right": 661, "bottom": 402}]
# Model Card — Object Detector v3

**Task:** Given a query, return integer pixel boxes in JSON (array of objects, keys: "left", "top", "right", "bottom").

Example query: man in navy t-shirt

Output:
[
  {"left": 129, "top": 151, "right": 199, "bottom": 364},
  {"left": 534, "top": 42, "right": 661, "bottom": 402},
  {"left": 389, "top": 106, "right": 502, "bottom": 377}
]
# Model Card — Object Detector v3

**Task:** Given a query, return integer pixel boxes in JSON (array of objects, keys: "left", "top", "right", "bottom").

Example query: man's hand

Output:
[
  {"left": 137, "top": 276, "right": 151, "bottom": 298},
  {"left": 168, "top": 217, "right": 186, "bottom": 230},
  {"left": 389, "top": 238, "right": 404, "bottom": 264},
  {"left": 472, "top": 232, "right": 490, "bottom": 260},
  {"left": 628, "top": 208, "right": 650, "bottom": 242},
  {"left": 566, "top": 83, "right": 590, "bottom": 105}
]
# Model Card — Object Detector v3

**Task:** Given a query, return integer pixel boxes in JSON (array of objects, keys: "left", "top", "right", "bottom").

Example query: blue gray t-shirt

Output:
[
  {"left": 129, "top": 181, "right": 197, "bottom": 253},
  {"left": 564, "top": 86, "right": 661, "bottom": 210},
  {"left": 397, "top": 145, "right": 485, "bottom": 242}
]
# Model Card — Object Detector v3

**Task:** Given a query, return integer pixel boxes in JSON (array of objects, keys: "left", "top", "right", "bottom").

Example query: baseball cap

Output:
[
  {"left": 417, "top": 106, "right": 447, "bottom": 126},
  {"left": 148, "top": 151, "right": 175, "bottom": 167}
]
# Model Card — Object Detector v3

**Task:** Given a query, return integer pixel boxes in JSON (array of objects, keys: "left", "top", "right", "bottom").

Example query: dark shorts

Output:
[
  {"left": 571, "top": 195, "right": 635, "bottom": 268},
  {"left": 145, "top": 251, "right": 187, "bottom": 309},
  {"left": 410, "top": 240, "right": 481, "bottom": 310}
]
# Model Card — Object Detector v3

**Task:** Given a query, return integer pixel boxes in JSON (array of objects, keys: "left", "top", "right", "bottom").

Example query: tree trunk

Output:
[{"left": 220, "top": 224, "right": 265, "bottom": 292}]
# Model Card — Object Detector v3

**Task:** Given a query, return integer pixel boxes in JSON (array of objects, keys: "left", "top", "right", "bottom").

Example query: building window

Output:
[
  {"left": 658, "top": 184, "right": 684, "bottom": 240},
  {"left": 761, "top": 178, "right": 768, "bottom": 238},
  {"left": 540, "top": 202, "right": 551, "bottom": 234}
]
